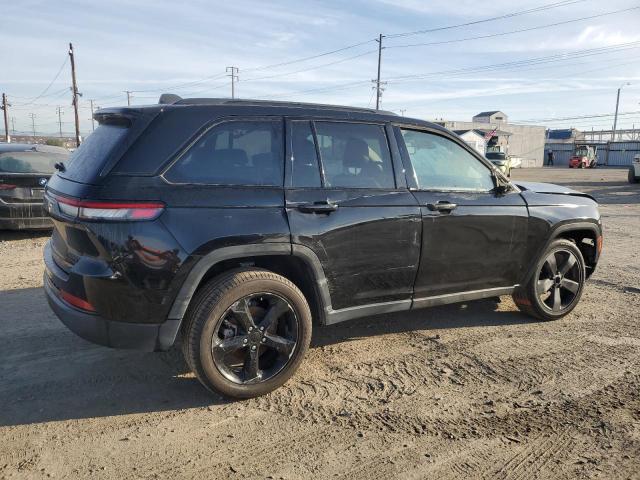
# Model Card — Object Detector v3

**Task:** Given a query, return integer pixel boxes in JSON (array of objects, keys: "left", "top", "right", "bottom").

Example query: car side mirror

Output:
[{"left": 492, "top": 170, "right": 511, "bottom": 195}]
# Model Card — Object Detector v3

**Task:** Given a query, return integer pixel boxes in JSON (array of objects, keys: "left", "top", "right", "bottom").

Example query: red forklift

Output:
[{"left": 569, "top": 144, "right": 598, "bottom": 168}]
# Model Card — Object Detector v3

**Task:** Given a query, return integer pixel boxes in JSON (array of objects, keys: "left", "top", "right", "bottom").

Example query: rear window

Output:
[
  {"left": 0, "top": 151, "right": 68, "bottom": 174},
  {"left": 164, "top": 120, "right": 283, "bottom": 186},
  {"left": 59, "top": 123, "right": 129, "bottom": 183}
]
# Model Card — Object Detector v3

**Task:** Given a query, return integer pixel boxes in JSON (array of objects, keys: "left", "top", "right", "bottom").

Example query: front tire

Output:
[
  {"left": 182, "top": 268, "right": 312, "bottom": 399},
  {"left": 513, "top": 239, "right": 586, "bottom": 321},
  {"left": 629, "top": 168, "right": 638, "bottom": 184}
]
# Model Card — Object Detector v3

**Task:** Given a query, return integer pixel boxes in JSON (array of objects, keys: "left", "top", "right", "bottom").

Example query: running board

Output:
[
  {"left": 411, "top": 286, "right": 517, "bottom": 309},
  {"left": 323, "top": 286, "right": 517, "bottom": 326}
]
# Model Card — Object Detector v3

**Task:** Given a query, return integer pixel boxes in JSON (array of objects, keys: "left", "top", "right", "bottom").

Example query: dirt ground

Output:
[{"left": 1, "top": 167, "right": 638, "bottom": 479}]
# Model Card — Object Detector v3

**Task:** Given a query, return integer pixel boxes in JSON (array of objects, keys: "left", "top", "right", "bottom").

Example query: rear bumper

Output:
[
  {"left": 0, "top": 202, "right": 51, "bottom": 230},
  {"left": 43, "top": 242, "right": 180, "bottom": 351}
]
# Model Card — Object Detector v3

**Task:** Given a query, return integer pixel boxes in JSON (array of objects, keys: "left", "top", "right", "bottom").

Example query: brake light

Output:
[
  {"left": 51, "top": 194, "right": 164, "bottom": 221},
  {"left": 0, "top": 184, "right": 17, "bottom": 190},
  {"left": 60, "top": 289, "right": 96, "bottom": 312}
]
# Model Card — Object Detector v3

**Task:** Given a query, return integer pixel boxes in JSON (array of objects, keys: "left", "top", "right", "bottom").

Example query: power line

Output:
[
  {"left": 19, "top": 57, "right": 69, "bottom": 106},
  {"left": 241, "top": 39, "right": 377, "bottom": 73},
  {"left": 518, "top": 110, "right": 640, "bottom": 123},
  {"left": 385, "top": 42, "right": 640, "bottom": 84},
  {"left": 386, "top": 0, "right": 589, "bottom": 39},
  {"left": 242, "top": 50, "right": 377, "bottom": 82},
  {"left": 386, "top": 6, "right": 640, "bottom": 49}
]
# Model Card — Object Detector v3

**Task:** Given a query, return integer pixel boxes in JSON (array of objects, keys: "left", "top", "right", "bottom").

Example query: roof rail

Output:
[{"left": 158, "top": 93, "right": 183, "bottom": 105}]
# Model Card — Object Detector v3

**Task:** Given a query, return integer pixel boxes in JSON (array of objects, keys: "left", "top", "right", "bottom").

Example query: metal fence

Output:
[{"left": 545, "top": 141, "right": 640, "bottom": 166}]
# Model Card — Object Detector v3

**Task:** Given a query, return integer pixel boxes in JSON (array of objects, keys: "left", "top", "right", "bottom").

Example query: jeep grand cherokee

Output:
[{"left": 43, "top": 96, "right": 602, "bottom": 399}]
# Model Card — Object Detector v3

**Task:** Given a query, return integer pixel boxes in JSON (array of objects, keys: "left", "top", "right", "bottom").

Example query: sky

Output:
[{"left": 1, "top": 0, "right": 640, "bottom": 136}]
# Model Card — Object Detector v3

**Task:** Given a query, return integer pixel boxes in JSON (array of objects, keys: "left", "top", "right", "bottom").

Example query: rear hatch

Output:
[
  {"left": 0, "top": 147, "right": 67, "bottom": 205},
  {"left": 46, "top": 107, "right": 163, "bottom": 272}
]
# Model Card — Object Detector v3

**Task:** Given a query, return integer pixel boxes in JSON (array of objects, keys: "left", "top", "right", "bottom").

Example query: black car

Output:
[
  {"left": 0, "top": 143, "right": 68, "bottom": 229},
  {"left": 43, "top": 97, "right": 602, "bottom": 399}
]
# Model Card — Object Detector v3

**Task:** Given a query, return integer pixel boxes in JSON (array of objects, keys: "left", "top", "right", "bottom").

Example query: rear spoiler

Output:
[{"left": 158, "top": 93, "right": 183, "bottom": 105}]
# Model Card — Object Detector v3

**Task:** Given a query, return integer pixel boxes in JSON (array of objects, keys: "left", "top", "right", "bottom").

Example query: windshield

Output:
[
  {"left": 0, "top": 151, "right": 68, "bottom": 174},
  {"left": 575, "top": 147, "right": 588, "bottom": 156},
  {"left": 485, "top": 152, "right": 506, "bottom": 160}
]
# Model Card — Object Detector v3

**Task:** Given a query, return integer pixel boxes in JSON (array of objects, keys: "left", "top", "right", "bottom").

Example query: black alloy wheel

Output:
[
  {"left": 181, "top": 268, "right": 312, "bottom": 399},
  {"left": 536, "top": 249, "right": 581, "bottom": 313},
  {"left": 212, "top": 293, "right": 298, "bottom": 384},
  {"left": 513, "top": 238, "right": 586, "bottom": 321}
]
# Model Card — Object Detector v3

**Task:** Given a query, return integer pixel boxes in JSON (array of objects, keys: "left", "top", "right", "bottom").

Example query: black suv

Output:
[{"left": 43, "top": 97, "right": 602, "bottom": 398}]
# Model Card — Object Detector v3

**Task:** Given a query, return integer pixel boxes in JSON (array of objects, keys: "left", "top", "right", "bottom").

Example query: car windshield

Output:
[{"left": 0, "top": 151, "right": 68, "bottom": 174}]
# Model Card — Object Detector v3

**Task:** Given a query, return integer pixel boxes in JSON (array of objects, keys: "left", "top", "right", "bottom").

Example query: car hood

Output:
[{"left": 515, "top": 181, "right": 596, "bottom": 202}]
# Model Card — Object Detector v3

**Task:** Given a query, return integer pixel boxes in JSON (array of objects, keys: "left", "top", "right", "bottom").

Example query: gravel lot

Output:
[{"left": 1, "top": 167, "right": 638, "bottom": 479}]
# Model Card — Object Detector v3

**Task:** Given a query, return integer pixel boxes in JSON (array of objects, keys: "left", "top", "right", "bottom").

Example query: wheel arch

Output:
[
  {"left": 521, "top": 221, "right": 602, "bottom": 285},
  {"left": 167, "top": 244, "right": 331, "bottom": 339}
]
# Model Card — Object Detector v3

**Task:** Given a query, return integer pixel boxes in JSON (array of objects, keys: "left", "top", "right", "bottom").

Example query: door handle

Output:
[
  {"left": 426, "top": 201, "right": 457, "bottom": 212},
  {"left": 297, "top": 201, "right": 339, "bottom": 214}
]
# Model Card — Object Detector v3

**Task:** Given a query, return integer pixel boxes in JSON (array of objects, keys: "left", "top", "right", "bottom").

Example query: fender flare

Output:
[
  {"left": 520, "top": 220, "right": 602, "bottom": 286},
  {"left": 166, "top": 242, "right": 333, "bottom": 324}
]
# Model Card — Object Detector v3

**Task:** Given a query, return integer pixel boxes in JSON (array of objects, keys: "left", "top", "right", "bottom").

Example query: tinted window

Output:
[
  {"left": 0, "top": 151, "right": 68, "bottom": 174},
  {"left": 289, "top": 121, "right": 321, "bottom": 187},
  {"left": 165, "top": 120, "right": 283, "bottom": 186},
  {"left": 315, "top": 122, "right": 394, "bottom": 188},
  {"left": 401, "top": 129, "right": 495, "bottom": 192},
  {"left": 60, "top": 124, "right": 128, "bottom": 182}
]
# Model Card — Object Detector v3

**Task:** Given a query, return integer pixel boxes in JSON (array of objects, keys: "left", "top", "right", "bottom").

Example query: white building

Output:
[
  {"left": 472, "top": 110, "right": 508, "bottom": 124},
  {"left": 440, "top": 111, "right": 546, "bottom": 167}
]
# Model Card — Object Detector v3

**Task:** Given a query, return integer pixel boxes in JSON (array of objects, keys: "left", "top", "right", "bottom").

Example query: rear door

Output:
[
  {"left": 285, "top": 119, "right": 421, "bottom": 313},
  {"left": 395, "top": 126, "right": 529, "bottom": 300}
]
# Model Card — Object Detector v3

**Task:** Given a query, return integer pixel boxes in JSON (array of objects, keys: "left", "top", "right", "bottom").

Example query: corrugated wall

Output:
[
  {"left": 543, "top": 143, "right": 574, "bottom": 166},
  {"left": 607, "top": 142, "right": 640, "bottom": 166},
  {"left": 545, "top": 141, "right": 640, "bottom": 166}
]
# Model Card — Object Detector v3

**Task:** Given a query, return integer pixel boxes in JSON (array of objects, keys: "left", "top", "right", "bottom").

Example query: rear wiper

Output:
[{"left": 54, "top": 162, "right": 66, "bottom": 172}]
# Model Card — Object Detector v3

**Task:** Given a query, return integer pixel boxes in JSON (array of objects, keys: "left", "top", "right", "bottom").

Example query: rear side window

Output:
[
  {"left": 0, "top": 151, "right": 68, "bottom": 174},
  {"left": 60, "top": 124, "right": 129, "bottom": 183},
  {"left": 314, "top": 122, "right": 395, "bottom": 188},
  {"left": 289, "top": 121, "right": 321, "bottom": 187},
  {"left": 165, "top": 120, "right": 283, "bottom": 186}
]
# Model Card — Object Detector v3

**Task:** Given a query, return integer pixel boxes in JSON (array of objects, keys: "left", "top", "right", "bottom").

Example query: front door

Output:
[
  {"left": 395, "top": 126, "right": 529, "bottom": 300},
  {"left": 285, "top": 119, "right": 422, "bottom": 313}
]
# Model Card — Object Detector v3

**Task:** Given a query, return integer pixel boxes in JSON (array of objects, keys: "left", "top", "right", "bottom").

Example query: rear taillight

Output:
[
  {"left": 60, "top": 289, "right": 95, "bottom": 312},
  {"left": 50, "top": 193, "right": 164, "bottom": 221},
  {"left": 0, "top": 184, "right": 17, "bottom": 190}
]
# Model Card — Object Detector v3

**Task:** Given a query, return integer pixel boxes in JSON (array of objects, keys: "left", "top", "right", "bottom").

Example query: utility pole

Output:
[
  {"left": 375, "top": 34, "right": 385, "bottom": 110},
  {"left": 1, "top": 93, "right": 10, "bottom": 143},
  {"left": 399, "top": 109, "right": 407, "bottom": 116},
  {"left": 612, "top": 82, "right": 630, "bottom": 142},
  {"left": 371, "top": 80, "right": 387, "bottom": 108},
  {"left": 89, "top": 99, "right": 96, "bottom": 130},
  {"left": 56, "top": 106, "right": 64, "bottom": 137},
  {"left": 124, "top": 90, "right": 132, "bottom": 106},
  {"left": 11, "top": 117, "right": 16, "bottom": 136},
  {"left": 28, "top": 113, "right": 37, "bottom": 138},
  {"left": 69, "top": 42, "right": 82, "bottom": 147},
  {"left": 226, "top": 67, "right": 239, "bottom": 99},
  {"left": 607, "top": 82, "right": 631, "bottom": 165}
]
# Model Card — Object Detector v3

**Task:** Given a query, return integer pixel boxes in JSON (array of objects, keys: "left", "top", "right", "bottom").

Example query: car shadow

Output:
[
  {"left": 0, "top": 287, "right": 534, "bottom": 427},
  {"left": 311, "top": 299, "right": 534, "bottom": 348}
]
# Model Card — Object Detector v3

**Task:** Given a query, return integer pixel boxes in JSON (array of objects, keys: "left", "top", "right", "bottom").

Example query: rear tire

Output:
[
  {"left": 629, "top": 168, "right": 638, "bottom": 184},
  {"left": 181, "top": 268, "right": 312, "bottom": 399},
  {"left": 513, "top": 239, "right": 586, "bottom": 321}
]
